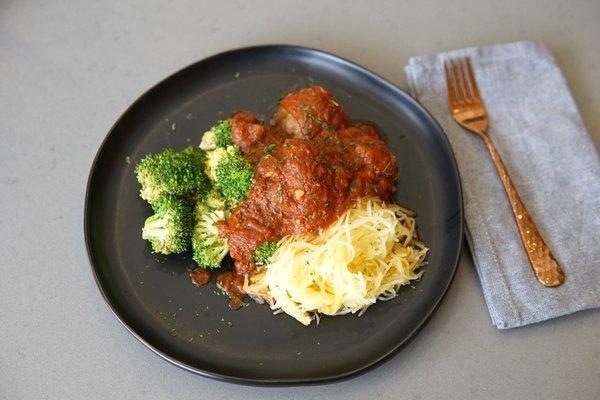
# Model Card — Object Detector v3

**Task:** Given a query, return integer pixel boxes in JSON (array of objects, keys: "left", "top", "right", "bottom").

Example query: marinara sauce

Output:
[{"left": 215, "top": 86, "right": 397, "bottom": 306}]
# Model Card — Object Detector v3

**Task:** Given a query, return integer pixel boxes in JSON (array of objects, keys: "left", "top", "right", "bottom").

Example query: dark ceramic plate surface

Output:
[{"left": 85, "top": 45, "right": 463, "bottom": 384}]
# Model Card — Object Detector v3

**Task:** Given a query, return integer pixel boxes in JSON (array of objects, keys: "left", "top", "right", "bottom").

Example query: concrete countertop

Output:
[{"left": 1, "top": 1, "right": 598, "bottom": 398}]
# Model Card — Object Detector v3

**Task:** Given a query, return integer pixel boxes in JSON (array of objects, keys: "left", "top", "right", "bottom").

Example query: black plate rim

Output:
[{"left": 84, "top": 44, "right": 464, "bottom": 385}]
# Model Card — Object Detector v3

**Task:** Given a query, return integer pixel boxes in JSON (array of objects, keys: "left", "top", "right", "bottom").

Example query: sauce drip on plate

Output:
[{"left": 189, "top": 268, "right": 211, "bottom": 286}]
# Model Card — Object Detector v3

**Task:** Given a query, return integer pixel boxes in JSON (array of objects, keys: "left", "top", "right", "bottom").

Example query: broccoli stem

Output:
[{"left": 142, "top": 214, "right": 169, "bottom": 242}]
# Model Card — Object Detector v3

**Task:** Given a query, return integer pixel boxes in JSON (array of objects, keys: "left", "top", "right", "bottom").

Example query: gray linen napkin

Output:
[{"left": 405, "top": 41, "right": 600, "bottom": 329}]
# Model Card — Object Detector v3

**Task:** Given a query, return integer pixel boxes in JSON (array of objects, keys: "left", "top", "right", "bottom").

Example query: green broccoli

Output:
[
  {"left": 200, "top": 120, "right": 233, "bottom": 150},
  {"left": 182, "top": 145, "right": 207, "bottom": 167},
  {"left": 192, "top": 202, "right": 229, "bottom": 268},
  {"left": 204, "top": 147, "right": 228, "bottom": 182},
  {"left": 203, "top": 186, "right": 237, "bottom": 211},
  {"left": 204, "top": 145, "right": 252, "bottom": 201},
  {"left": 253, "top": 240, "right": 279, "bottom": 265},
  {"left": 214, "top": 146, "right": 254, "bottom": 202},
  {"left": 212, "top": 120, "right": 233, "bottom": 148},
  {"left": 134, "top": 147, "right": 211, "bottom": 205},
  {"left": 142, "top": 196, "right": 194, "bottom": 254}
]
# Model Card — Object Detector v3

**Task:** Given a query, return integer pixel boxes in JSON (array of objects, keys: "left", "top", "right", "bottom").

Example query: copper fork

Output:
[{"left": 444, "top": 57, "right": 565, "bottom": 287}]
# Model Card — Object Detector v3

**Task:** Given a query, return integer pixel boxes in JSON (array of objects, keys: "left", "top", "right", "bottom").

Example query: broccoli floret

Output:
[
  {"left": 182, "top": 145, "right": 206, "bottom": 167},
  {"left": 204, "top": 147, "right": 228, "bottom": 182},
  {"left": 134, "top": 147, "right": 210, "bottom": 205},
  {"left": 192, "top": 203, "right": 229, "bottom": 269},
  {"left": 200, "top": 120, "right": 233, "bottom": 150},
  {"left": 142, "top": 196, "right": 194, "bottom": 254},
  {"left": 214, "top": 146, "right": 254, "bottom": 202},
  {"left": 191, "top": 188, "right": 236, "bottom": 269},
  {"left": 253, "top": 240, "right": 279, "bottom": 265},
  {"left": 182, "top": 146, "right": 211, "bottom": 202},
  {"left": 204, "top": 146, "right": 252, "bottom": 202},
  {"left": 200, "top": 130, "right": 216, "bottom": 150},
  {"left": 202, "top": 186, "right": 238, "bottom": 211},
  {"left": 212, "top": 120, "right": 233, "bottom": 148}
]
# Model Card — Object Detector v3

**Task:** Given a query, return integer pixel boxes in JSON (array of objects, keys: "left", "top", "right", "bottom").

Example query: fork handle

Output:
[{"left": 480, "top": 133, "right": 565, "bottom": 287}]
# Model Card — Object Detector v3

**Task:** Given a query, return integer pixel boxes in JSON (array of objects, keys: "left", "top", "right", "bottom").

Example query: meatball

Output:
[
  {"left": 336, "top": 124, "right": 398, "bottom": 200},
  {"left": 273, "top": 86, "right": 348, "bottom": 139},
  {"left": 230, "top": 111, "right": 266, "bottom": 152}
]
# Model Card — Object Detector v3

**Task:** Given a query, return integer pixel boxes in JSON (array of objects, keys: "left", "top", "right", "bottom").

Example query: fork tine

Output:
[
  {"left": 464, "top": 57, "right": 482, "bottom": 101},
  {"left": 457, "top": 58, "right": 473, "bottom": 101},
  {"left": 451, "top": 59, "right": 468, "bottom": 104},
  {"left": 443, "top": 60, "right": 458, "bottom": 108}
]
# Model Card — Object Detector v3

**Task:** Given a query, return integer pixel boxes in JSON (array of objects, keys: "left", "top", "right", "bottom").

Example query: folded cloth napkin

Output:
[{"left": 405, "top": 41, "right": 600, "bottom": 329}]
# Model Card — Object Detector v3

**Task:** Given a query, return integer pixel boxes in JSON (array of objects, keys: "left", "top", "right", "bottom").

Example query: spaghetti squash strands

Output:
[{"left": 244, "top": 197, "right": 428, "bottom": 325}]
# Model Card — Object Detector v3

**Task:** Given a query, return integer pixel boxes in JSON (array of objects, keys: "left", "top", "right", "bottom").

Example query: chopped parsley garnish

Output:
[
  {"left": 263, "top": 143, "right": 277, "bottom": 156},
  {"left": 349, "top": 180, "right": 357, "bottom": 193},
  {"left": 316, "top": 117, "right": 334, "bottom": 131},
  {"left": 322, "top": 135, "right": 337, "bottom": 144}
]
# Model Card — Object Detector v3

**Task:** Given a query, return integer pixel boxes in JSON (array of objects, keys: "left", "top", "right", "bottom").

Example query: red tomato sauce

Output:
[
  {"left": 217, "top": 86, "right": 398, "bottom": 279},
  {"left": 189, "top": 268, "right": 211, "bottom": 286}
]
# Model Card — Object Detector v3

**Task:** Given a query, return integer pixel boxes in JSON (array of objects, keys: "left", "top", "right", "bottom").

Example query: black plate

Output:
[{"left": 85, "top": 45, "right": 463, "bottom": 384}]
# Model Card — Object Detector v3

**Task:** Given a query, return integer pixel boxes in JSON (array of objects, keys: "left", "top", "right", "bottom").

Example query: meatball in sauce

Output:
[{"left": 217, "top": 86, "right": 398, "bottom": 278}]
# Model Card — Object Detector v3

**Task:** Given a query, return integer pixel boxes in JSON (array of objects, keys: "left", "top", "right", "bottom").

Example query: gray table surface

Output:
[{"left": 1, "top": 1, "right": 599, "bottom": 399}]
